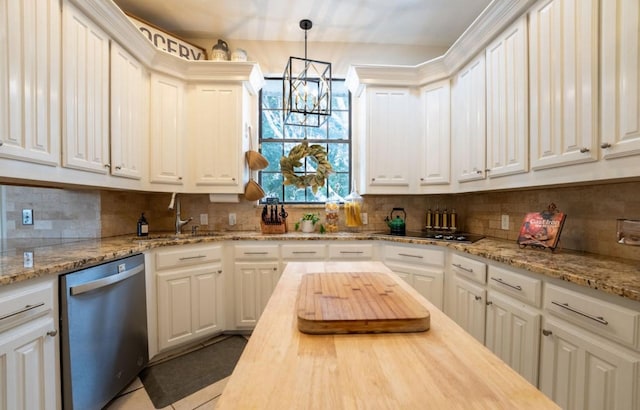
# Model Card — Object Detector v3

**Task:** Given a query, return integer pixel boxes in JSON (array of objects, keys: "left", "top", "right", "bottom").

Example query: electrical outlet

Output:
[
  {"left": 229, "top": 213, "right": 236, "bottom": 226},
  {"left": 501, "top": 214, "right": 509, "bottom": 230},
  {"left": 22, "top": 209, "right": 33, "bottom": 225},
  {"left": 361, "top": 213, "right": 368, "bottom": 225},
  {"left": 23, "top": 252, "right": 33, "bottom": 268},
  {"left": 200, "top": 213, "right": 209, "bottom": 225}
]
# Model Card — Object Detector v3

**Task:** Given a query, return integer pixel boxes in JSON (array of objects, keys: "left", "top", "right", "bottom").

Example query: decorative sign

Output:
[
  {"left": 127, "top": 14, "right": 206, "bottom": 61},
  {"left": 517, "top": 203, "right": 566, "bottom": 251}
]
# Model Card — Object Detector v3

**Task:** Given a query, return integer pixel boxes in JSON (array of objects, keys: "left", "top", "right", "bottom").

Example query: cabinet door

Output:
[
  {"left": 600, "top": 0, "right": 640, "bottom": 159},
  {"left": 366, "top": 87, "right": 413, "bottom": 190},
  {"left": 0, "top": 0, "right": 60, "bottom": 166},
  {"left": 149, "top": 73, "right": 185, "bottom": 185},
  {"left": 485, "top": 16, "right": 529, "bottom": 178},
  {"left": 485, "top": 290, "right": 541, "bottom": 386},
  {"left": 157, "top": 264, "right": 221, "bottom": 351},
  {"left": 453, "top": 54, "right": 486, "bottom": 182},
  {"left": 189, "top": 84, "right": 243, "bottom": 190},
  {"left": 385, "top": 262, "right": 444, "bottom": 310},
  {"left": 110, "top": 42, "right": 145, "bottom": 180},
  {"left": 453, "top": 276, "right": 486, "bottom": 343},
  {"left": 528, "top": 0, "right": 598, "bottom": 169},
  {"left": 62, "top": 1, "right": 110, "bottom": 173},
  {"left": 234, "top": 262, "right": 280, "bottom": 328},
  {"left": 0, "top": 316, "right": 58, "bottom": 410},
  {"left": 540, "top": 317, "right": 640, "bottom": 410},
  {"left": 419, "top": 80, "right": 450, "bottom": 186}
]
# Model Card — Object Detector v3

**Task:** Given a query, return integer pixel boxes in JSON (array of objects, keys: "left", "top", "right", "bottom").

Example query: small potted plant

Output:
[{"left": 296, "top": 213, "right": 320, "bottom": 233}]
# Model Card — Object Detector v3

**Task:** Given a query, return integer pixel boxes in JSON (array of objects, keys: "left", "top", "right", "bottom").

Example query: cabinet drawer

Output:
[
  {"left": 234, "top": 244, "right": 279, "bottom": 260},
  {"left": 383, "top": 244, "right": 444, "bottom": 267},
  {"left": 328, "top": 243, "right": 373, "bottom": 259},
  {"left": 450, "top": 253, "right": 487, "bottom": 284},
  {"left": 155, "top": 244, "right": 223, "bottom": 270},
  {"left": 281, "top": 244, "right": 326, "bottom": 260},
  {"left": 488, "top": 265, "right": 541, "bottom": 307},
  {"left": 545, "top": 283, "right": 640, "bottom": 348},
  {"left": 0, "top": 279, "right": 54, "bottom": 332}
]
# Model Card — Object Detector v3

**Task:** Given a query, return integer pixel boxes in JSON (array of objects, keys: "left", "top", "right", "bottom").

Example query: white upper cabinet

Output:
[
  {"left": 62, "top": 0, "right": 110, "bottom": 173},
  {"left": 419, "top": 80, "right": 450, "bottom": 186},
  {"left": 362, "top": 87, "right": 415, "bottom": 193},
  {"left": 485, "top": 16, "right": 529, "bottom": 178},
  {"left": 528, "top": 0, "right": 599, "bottom": 170},
  {"left": 149, "top": 73, "right": 186, "bottom": 185},
  {"left": 0, "top": 0, "right": 60, "bottom": 166},
  {"left": 188, "top": 83, "right": 247, "bottom": 192},
  {"left": 110, "top": 42, "right": 146, "bottom": 180},
  {"left": 452, "top": 54, "right": 486, "bottom": 183},
  {"left": 600, "top": 0, "right": 640, "bottom": 159}
]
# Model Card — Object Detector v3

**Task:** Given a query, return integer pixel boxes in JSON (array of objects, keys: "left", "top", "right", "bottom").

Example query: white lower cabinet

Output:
[
  {"left": 155, "top": 245, "right": 223, "bottom": 352},
  {"left": 0, "top": 278, "right": 59, "bottom": 410},
  {"left": 485, "top": 290, "right": 541, "bottom": 385},
  {"left": 233, "top": 244, "right": 281, "bottom": 328},
  {"left": 452, "top": 277, "right": 486, "bottom": 343},
  {"left": 383, "top": 243, "right": 445, "bottom": 310},
  {"left": 540, "top": 316, "right": 640, "bottom": 410}
]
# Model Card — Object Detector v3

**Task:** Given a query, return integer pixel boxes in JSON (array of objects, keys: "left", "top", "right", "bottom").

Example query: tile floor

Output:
[
  {"left": 105, "top": 375, "right": 229, "bottom": 410},
  {"left": 105, "top": 334, "right": 247, "bottom": 410}
]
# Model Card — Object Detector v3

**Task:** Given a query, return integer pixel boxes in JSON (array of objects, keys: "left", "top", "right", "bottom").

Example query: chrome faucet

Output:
[{"left": 168, "top": 193, "right": 192, "bottom": 234}]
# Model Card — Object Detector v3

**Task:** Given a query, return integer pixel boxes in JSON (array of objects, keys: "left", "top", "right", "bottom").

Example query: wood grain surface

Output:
[
  {"left": 297, "top": 272, "right": 430, "bottom": 334},
  {"left": 215, "top": 261, "right": 560, "bottom": 409}
]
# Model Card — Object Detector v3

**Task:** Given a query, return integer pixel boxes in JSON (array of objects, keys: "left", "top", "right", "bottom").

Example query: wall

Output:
[{"left": 2, "top": 181, "right": 639, "bottom": 261}]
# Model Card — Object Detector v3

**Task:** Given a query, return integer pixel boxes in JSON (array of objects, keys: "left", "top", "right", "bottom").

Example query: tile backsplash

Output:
[{"left": 2, "top": 180, "right": 639, "bottom": 261}]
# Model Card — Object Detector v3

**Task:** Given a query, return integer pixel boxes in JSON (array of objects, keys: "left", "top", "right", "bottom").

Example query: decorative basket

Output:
[{"left": 260, "top": 220, "right": 287, "bottom": 234}]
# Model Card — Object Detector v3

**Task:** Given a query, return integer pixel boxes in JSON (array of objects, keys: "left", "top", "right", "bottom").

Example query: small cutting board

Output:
[{"left": 296, "top": 272, "right": 430, "bottom": 334}]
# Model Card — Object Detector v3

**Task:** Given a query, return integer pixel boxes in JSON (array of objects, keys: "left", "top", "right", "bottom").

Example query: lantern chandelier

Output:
[{"left": 283, "top": 19, "right": 332, "bottom": 127}]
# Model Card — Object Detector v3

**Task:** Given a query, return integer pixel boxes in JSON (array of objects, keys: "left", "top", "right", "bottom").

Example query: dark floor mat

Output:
[{"left": 140, "top": 335, "right": 247, "bottom": 408}]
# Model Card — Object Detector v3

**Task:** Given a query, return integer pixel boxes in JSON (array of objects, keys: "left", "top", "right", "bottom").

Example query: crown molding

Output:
[
  {"left": 68, "top": 0, "right": 264, "bottom": 91},
  {"left": 346, "top": 0, "right": 538, "bottom": 91}
]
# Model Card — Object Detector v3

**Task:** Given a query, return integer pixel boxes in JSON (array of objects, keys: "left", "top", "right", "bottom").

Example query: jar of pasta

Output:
[
  {"left": 344, "top": 187, "right": 363, "bottom": 228},
  {"left": 324, "top": 197, "right": 340, "bottom": 233}
]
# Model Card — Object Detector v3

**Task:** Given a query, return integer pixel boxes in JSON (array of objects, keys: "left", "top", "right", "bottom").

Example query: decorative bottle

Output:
[{"left": 137, "top": 213, "right": 149, "bottom": 237}]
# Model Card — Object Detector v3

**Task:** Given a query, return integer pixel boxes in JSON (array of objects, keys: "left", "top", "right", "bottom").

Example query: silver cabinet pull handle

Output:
[
  {"left": 179, "top": 255, "right": 206, "bottom": 260},
  {"left": 244, "top": 251, "right": 268, "bottom": 255},
  {"left": 551, "top": 301, "right": 608, "bottom": 325},
  {"left": 452, "top": 263, "right": 473, "bottom": 273},
  {"left": 398, "top": 253, "right": 423, "bottom": 259},
  {"left": 0, "top": 302, "right": 45, "bottom": 322},
  {"left": 47, "top": 330, "right": 58, "bottom": 337},
  {"left": 104, "top": 163, "right": 111, "bottom": 168},
  {"left": 542, "top": 329, "right": 552, "bottom": 336},
  {"left": 292, "top": 251, "right": 317, "bottom": 254},
  {"left": 600, "top": 142, "right": 611, "bottom": 149},
  {"left": 579, "top": 147, "right": 590, "bottom": 153},
  {"left": 486, "top": 301, "right": 493, "bottom": 306},
  {"left": 491, "top": 277, "right": 522, "bottom": 291},
  {"left": 340, "top": 251, "right": 364, "bottom": 254},
  {"left": 474, "top": 295, "right": 482, "bottom": 301}
]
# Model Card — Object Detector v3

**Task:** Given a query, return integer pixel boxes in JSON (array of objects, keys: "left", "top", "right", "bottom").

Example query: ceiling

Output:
[{"left": 112, "top": 0, "right": 493, "bottom": 48}]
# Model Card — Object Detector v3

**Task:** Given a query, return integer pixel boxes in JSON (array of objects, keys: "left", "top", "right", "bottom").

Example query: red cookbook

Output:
[{"left": 517, "top": 204, "right": 566, "bottom": 250}]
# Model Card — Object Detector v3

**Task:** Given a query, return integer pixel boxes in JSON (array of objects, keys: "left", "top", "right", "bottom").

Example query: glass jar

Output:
[
  {"left": 325, "top": 197, "right": 340, "bottom": 233},
  {"left": 344, "top": 187, "right": 363, "bottom": 228}
]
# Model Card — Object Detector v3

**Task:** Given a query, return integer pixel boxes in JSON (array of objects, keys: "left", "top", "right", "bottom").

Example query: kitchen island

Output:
[{"left": 215, "top": 261, "right": 559, "bottom": 409}]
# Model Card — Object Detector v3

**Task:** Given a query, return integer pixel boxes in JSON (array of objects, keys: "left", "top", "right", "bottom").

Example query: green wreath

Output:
[{"left": 280, "top": 140, "right": 333, "bottom": 194}]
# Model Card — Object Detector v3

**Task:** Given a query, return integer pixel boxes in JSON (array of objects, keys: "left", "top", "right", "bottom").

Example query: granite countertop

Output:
[{"left": 1, "top": 231, "right": 639, "bottom": 303}]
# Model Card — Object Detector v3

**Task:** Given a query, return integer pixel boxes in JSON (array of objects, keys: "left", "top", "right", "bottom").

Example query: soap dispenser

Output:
[{"left": 137, "top": 213, "right": 149, "bottom": 237}]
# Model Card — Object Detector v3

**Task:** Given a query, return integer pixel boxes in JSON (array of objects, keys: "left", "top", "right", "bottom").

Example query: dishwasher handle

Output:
[{"left": 70, "top": 264, "right": 144, "bottom": 296}]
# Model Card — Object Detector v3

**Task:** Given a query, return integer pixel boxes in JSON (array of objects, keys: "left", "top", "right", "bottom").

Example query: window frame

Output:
[{"left": 258, "top": 77, "right": 352, "bottom": 204}]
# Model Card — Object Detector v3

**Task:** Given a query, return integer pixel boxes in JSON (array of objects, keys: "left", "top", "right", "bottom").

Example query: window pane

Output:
[
  {"left": 328, "top": 172, "right": 350, "bottom": 199},
  {"left": 261, "top": 173, "right": 283, "bottom": 200},
  {"left": 328, "top": 143, "right": 349, "bottom": 172}
]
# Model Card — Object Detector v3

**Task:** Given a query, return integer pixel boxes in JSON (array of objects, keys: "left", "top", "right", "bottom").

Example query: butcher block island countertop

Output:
[{"left": 215, "top": 261, "right": 559, "bottom": 409}]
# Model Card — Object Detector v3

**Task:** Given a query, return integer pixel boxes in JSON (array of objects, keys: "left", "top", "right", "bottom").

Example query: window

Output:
[{"left": 259, "top": 78, "right": 351, "bottom": 203}]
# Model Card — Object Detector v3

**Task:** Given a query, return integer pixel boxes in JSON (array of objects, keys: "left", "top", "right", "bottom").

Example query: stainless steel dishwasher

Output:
[{"left": 59, "top": 253, "right": 148, "bottom": 410}]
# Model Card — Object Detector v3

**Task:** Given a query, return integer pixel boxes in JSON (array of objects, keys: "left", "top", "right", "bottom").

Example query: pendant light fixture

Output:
[{"left": 283, "top": 19, "right": 332, "bottom": 127}]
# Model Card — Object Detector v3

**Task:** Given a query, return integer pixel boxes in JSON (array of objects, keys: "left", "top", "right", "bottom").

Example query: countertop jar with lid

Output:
[{"left": 325, "top": 197, "right": 340, "bottom": 233}]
